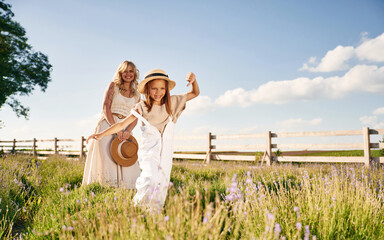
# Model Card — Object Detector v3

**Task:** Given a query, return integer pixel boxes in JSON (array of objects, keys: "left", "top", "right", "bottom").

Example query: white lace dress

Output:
[{"left": 82, "top": 85, "right": 141, "bottom": 188}]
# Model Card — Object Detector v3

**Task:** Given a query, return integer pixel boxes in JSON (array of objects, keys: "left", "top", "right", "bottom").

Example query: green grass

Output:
[
  {"left": 295, "top": 149, "right": 382, "bottom": 157},
  {"left": 1, "top": 155, "right": 384, "bottom": 239}
]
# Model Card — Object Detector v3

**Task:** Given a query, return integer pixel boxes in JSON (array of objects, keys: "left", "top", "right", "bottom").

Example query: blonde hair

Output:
[
  {"left": 113, "top": 60, "right": 140, "bottom": 99},
  {"left": 144, "top": 80, "right": 173, "bottom": 118}
]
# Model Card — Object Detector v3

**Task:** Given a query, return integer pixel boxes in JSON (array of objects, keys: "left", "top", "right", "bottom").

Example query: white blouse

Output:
[{"left": 110, "top": 85, "right": 140, "bottom": 116}]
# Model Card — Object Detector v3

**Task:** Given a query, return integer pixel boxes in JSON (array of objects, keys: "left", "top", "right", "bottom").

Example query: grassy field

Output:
[{"left": 1, "top": 154, "right": 384, "bottom": 239}]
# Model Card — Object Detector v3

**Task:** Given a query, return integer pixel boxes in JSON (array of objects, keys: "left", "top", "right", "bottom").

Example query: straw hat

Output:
[
  {"left": 110, "top": 136, "right": 138, "bottom": 167},
  {"left": 138, "top": 69, "right": 176, "bottom": 94}
]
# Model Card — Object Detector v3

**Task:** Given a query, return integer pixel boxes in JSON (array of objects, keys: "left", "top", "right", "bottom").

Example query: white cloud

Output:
[
  {"left": 356, "top": 33, "right": 384, "bottom": 62},
  {"left": 373, "top": 107, "right": 384, "bottom": 115},
  {"left": 278, "top": 118, "right": 323, "bottom": 127},
  {"left": 300, "top": 45, "right": 355, "bottom": 72},
  {"left": 214, "top": 65, "right": 384, "bottom": 106},
  {"left": 360, "top": 107, "right": 384, "bottom": 129},
  {"left": 300, "top": 32, "right": 384, "bottom": 73},
  {"left": 184, "top": 95, "right": 215, "bottom": 115},
  {"left": 215, "top": 88, "right": 252, "bottom": 107}
]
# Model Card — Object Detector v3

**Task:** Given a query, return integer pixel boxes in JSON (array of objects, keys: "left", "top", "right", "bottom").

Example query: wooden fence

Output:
[
  {"left": 0, "top": 137, "right": 86, "bottom": 159},
  {"left": 173, "top": 127, "right": 384, "bottom": 166},
  {"left": 1, "top": 127, "right": 383, "bottom": 166}
]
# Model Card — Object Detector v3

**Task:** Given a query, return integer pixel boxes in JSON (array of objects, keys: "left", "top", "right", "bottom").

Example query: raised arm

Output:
[{"left": 186, "top": 72, "right": 200, "bottom": 101}]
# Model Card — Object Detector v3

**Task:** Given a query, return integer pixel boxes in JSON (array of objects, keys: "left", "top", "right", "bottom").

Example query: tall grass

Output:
[{"left": 1, "top": 156, "right": 384, "bottom": 239}]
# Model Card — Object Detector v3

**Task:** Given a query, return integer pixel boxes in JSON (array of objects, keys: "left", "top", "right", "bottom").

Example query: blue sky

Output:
[{"left": 1, "top": 0, "right": 384, "bottom": 145}]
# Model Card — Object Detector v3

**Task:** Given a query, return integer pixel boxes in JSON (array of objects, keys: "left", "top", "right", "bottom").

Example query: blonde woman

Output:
[{"left": 82, "top": 60, "right": 141, "bottom": 188}]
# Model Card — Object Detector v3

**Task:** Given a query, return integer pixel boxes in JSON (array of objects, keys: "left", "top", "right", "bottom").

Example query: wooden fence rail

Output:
[
  {"left": 1, "top": 127, "right": 383, "bottom": 166},
  {"left": 0, "top": 137, "right": 86, "bottom": 159}
]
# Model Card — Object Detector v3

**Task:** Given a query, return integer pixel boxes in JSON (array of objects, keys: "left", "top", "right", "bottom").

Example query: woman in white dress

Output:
[{"left": 82, "top": 60, "right": 141, "bottom": 188}]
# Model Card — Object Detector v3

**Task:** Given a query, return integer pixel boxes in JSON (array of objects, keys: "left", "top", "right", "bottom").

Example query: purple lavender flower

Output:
[
  {"left": 305, "top": 225, "right": 310, "bottom": 238},
  {"left": 225, "top": 194, "right": 235, "bottom": 201},
  {"left": 60, "top": 187, "right": 64, "bottom": 193},
  {"left": 203, "top": 217, "right": 208, "bottom": 223},
  {"left": 164, "top": 216, "right": 169, "bottom": 221},
  {"left": 296, "top": 222, "right": 302, "bottom": 230},
  {"left": 274, "top": 223, "right": 281, "bottom": 236}
]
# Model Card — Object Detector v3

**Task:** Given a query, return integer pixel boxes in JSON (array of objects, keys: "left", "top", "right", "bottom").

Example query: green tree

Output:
[{"left": 0, "top": 0, "right": 52, "bottom": 119}]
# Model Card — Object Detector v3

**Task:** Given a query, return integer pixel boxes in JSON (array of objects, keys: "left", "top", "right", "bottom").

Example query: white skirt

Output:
[{"left": 82, "top": 116, "right": 141, "bottom": 188}]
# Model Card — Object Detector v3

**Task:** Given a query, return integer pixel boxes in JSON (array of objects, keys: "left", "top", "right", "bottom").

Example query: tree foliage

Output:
[{"left": 0, "top": 0, "right": 52, "bottom": 119}]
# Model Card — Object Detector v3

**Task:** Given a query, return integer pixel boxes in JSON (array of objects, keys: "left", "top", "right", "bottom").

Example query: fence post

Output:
[
  {"left": 363, "top": 127, "right": 371, "bottom": 167},
  {"left": 80, "top": 136, "right": 85, "bottom": 159},
  {"left": 12, "top": 138, "right": 16, "bottom": 153},
  {"left": 54, "top": 137, "right": 58, "bottom": 155},
  {"left": 266, "top": 131, "right": 272, "bottom": 166},
  {"left": 33, "top": 138, "right": 37, "bottom": 157},
  {"left": 206, "top": 132, "right": 212, "bottom": 164}
]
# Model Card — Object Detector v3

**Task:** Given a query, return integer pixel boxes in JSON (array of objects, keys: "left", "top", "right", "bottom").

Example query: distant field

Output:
[{"left": 176, "top": 149, "right": 383, "bottom": 157}]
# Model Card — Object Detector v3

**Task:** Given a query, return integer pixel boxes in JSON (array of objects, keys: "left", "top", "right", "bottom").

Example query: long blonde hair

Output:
[
  {"left": 113, "top": 60, "right": 140, "bottom": 99},
  {"left": 144, "top": 80, "right": 173, "bottom": 118}
]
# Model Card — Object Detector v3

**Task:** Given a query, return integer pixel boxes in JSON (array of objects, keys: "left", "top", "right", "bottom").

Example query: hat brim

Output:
[
  {"left": 138, "top": 76, "right": 176, "bottom": 94},
  {"left": 110, "top": 136, "right": 138, "bottom": 167}
]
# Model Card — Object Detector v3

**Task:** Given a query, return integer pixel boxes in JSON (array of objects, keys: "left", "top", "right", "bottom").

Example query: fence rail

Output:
[
  {"left": 0, "top": 137, "right": 86, "bottom": 159},
  {"left": 1, "top": 127, "right": 383, "bottom": 166}
]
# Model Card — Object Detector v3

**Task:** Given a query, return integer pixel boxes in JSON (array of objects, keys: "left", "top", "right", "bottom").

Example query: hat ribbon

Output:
[{"left": 145, "top": 73, "right": 168, "bottom": 79}]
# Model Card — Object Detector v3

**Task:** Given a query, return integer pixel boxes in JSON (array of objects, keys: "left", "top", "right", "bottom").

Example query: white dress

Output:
[{"left": 82, "top": 85, "right": 141, "bottom": 188}]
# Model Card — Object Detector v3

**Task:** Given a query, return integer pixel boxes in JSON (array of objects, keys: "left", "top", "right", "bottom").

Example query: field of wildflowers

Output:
[{"left": 1, "top": 155, "right": 384, "bottom": 239}]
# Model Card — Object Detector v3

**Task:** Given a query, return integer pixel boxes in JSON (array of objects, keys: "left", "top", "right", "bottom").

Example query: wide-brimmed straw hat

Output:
[
  {"left": 110, "top": 135, "right": 138, "bottom": 167},
  {"left": 138, "top": 69, "right": 176, "bottom": 94}
]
